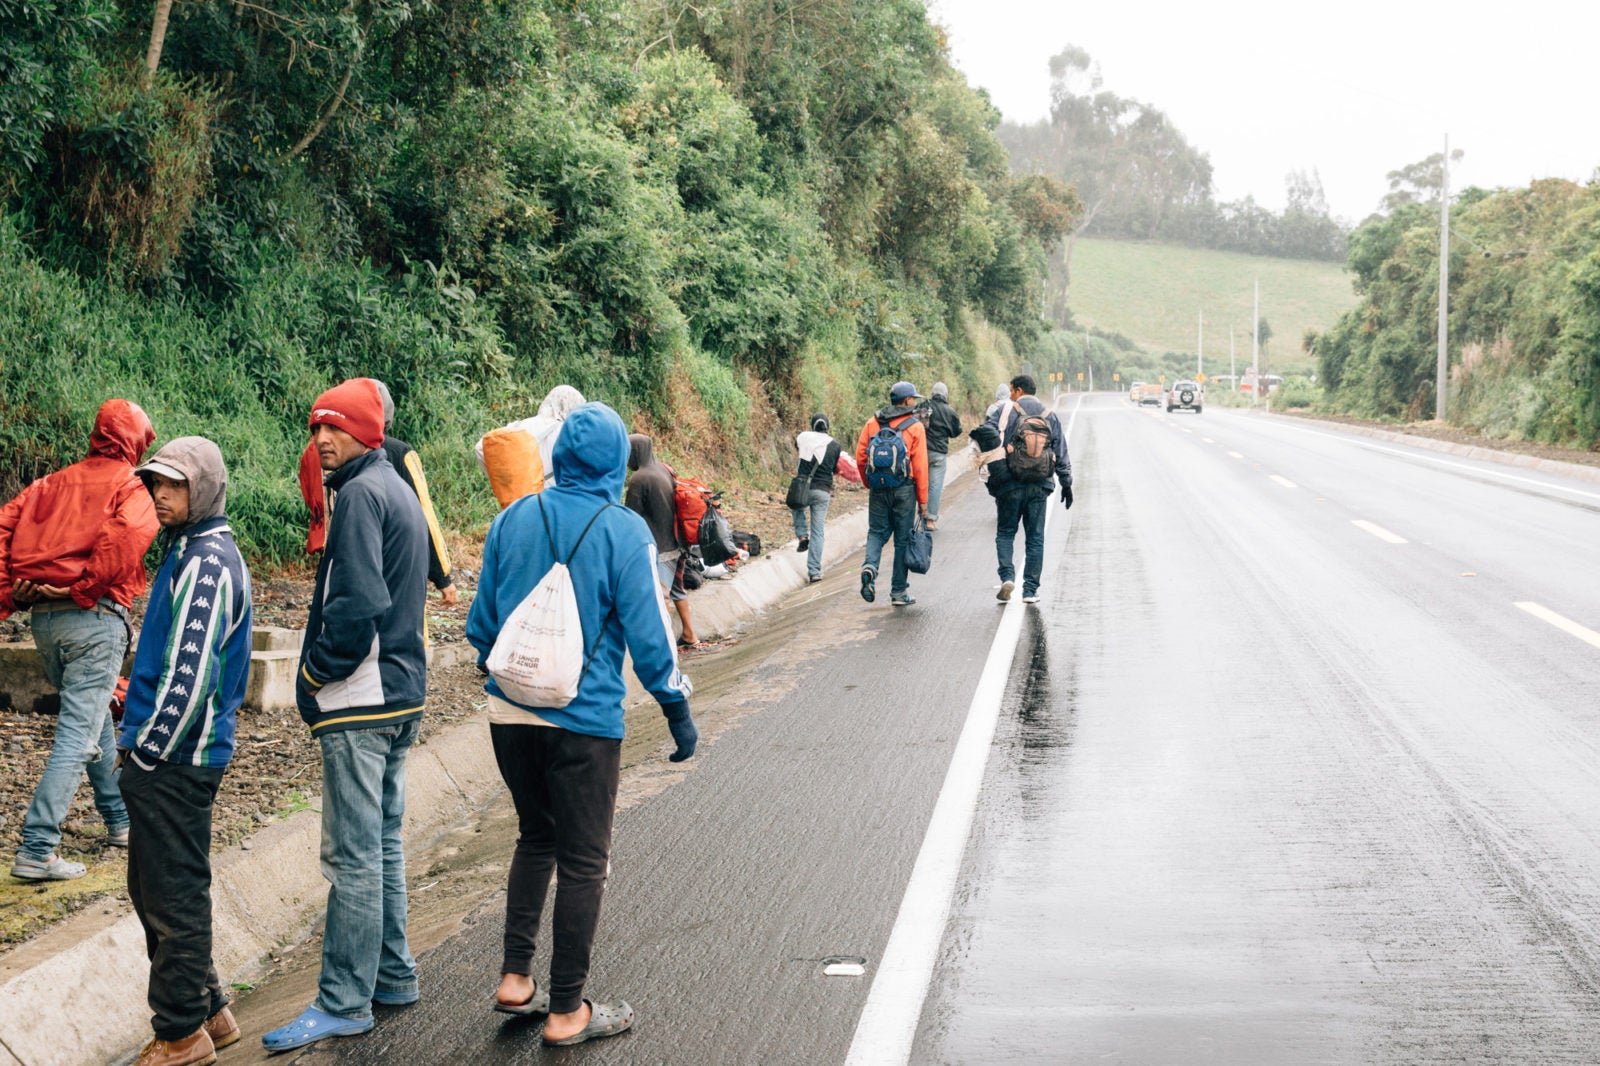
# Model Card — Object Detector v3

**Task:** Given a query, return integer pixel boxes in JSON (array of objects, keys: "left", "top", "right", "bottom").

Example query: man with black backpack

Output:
[
  {"left": 855, "top": 381, "right": 929, "bottom": 607},
  {"left": 983, "top": 374, "right": 1073, "bottom": 605}
]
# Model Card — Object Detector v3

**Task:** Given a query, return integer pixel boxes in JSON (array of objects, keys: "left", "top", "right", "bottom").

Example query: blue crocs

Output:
[
  {"left": 262, "top": 1006, "right": 373, "bottom": 1052},
  {"left": 372, "top": 988, "right": 419, "bottom": 1006}
]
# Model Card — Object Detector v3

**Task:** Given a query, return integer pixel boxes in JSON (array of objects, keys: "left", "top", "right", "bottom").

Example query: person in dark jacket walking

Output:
[
  {"left": 1, "top": 399, "right": 158, "bottom": 882},
  {"left": 917, "top": 382, "right": 962, "bottom": 530},
  {"left": 469, "top": 403, "right": 696, "bottom": 1048},
  {"left": 264, "top": 378, "right": 430, "bottom": 1053},
  {"left": 117, "top": 436, "right": 252, "bottom": 1066},
  {"left": 984, "top": 375, "right": 1073, "bottom": 605},
  {"left": 855, "top": 382, "right": 929, "bottom": 607},
  {"left": 790, "top": 414, "right": 841, "bottom": 582},
  {"left": 625, "top": 434, "right": 703, "bottom": 648}
]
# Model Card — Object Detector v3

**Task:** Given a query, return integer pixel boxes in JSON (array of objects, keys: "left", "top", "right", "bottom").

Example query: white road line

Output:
[
  {"left": 1227, "top": 451, "right": 1243, "bottom": 459},
  {"left": 1515, "top": 602, "right": 1600, "bottom": 651},
  {"left": 1269, "top": 474, "right": 1298, "bottom": 489},
  {"left": 1352, "top": 519, "right": 1407, "bottom": 544},
  {"left": 1202, "top": 437, "right": 1215, "bottom": 444},
  {"left": 1254, "top": 419, "right": 1600, "bottom": 503},
  {"left": 845, "top": 399, "right": 1081, "bottom": 1065}
]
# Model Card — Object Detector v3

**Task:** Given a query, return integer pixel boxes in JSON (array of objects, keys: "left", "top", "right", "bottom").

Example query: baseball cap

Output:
[{"left": 889, "top": 381, "right": 923, "bottom": 402}]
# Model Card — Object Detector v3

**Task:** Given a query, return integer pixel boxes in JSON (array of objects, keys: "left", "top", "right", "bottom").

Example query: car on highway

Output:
[
  {"left": 1138, "top": 383, "right": 1164, "bottom": 407},
  {"left": 1129, "top": 382, "right": 1147, "bottom": 403},
  {"left": 1167, "top": 380, "right": 1202, "bottom": 413}
]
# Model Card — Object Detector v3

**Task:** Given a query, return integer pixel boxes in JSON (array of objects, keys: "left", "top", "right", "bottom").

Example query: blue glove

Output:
[{"left": 661, "top": 700, "right": 698, "bottom": 762}]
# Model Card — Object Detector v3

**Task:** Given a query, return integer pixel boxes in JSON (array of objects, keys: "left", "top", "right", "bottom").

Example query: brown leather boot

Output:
[
  {"left": 134, "top": 1028, "right": 217, "bottom": 1066},
  {"left": 203, "top": 1006, "right": 240, "bottom": 1050}
]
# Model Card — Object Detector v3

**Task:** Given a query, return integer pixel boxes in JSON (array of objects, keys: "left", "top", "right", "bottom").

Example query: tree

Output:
[{"left": 1381, "top": 149, "right": 1464, "bottom": 213}]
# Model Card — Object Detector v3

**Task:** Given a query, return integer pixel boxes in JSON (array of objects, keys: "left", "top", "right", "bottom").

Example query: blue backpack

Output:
[{"left": 864, "top": 413, "right": 918, "bottom": 489}]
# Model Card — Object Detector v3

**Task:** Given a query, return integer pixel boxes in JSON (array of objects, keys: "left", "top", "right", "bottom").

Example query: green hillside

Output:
[{"left": 1068, "top": 238, "right": 1359, "bottom": 370}]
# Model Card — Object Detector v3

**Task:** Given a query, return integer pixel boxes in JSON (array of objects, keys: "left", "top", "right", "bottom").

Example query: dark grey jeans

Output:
[
  {"left": 491, "top": 723, "right": 622, "bottom": 1016},
  {"left": 121, "top": 759, "right": 228, "bottom": 1040}
]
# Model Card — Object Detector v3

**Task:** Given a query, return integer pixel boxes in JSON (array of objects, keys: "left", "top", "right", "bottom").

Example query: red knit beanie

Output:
[{"left": 308, "top": 378, "right": 385, "bottom": 450}]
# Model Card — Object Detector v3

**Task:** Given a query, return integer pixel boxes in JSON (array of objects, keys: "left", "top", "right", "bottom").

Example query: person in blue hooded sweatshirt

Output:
[{"left": 466, "top": 401, "right": 696, "bottom": 1048}]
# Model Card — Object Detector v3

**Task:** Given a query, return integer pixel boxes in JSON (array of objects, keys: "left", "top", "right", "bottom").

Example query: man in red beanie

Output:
[
  {"left": 264, "top": 378, "right": 431, "bottom": 1052},
  {"left": 1, "top": 399, "right": 158, "bottom": 880}
]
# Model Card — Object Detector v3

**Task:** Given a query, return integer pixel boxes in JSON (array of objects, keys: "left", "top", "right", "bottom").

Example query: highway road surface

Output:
[{"left": 222, "top": 396, "right": 1600, "bottom": 1065}]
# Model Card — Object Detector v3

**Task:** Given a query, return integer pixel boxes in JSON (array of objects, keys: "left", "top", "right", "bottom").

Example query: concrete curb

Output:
[
  {"left": 1270, "top": 410, "right": 1600, "bottom": 485},
  {"left": 0, "top": 455, "right": 972, "bottom": 1066}
]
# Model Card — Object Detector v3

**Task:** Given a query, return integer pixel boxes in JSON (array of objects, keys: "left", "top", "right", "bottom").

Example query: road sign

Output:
[
  {"left": 1197, "top": 372, "right": 1207, "bottom": 383},
  {"left": 1077, "top": 372, "right": 1084, "bottom": 382},
  {"left": 1113, "top": 373, "right": 1120, "bottom": 382}
]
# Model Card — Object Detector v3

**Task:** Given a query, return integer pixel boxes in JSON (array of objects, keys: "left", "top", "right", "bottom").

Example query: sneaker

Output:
[
  {"left": 107, "top": 826, "right": 129, "bottom": 848},
  {"left": 796, "top": 538, "right": 809, "bottom": 552},
  {"left": 1022, "top": 592, "right": 1040, "bottom": 604},
  {"left": 890, "top": 594, "right": 916, "bottom": 607},
  {"left": 808, "top": 574, "right": 822, "bottom": 583},
  {"left": 372, "top": 988, "right": 419, "bottom": 1006},
  {"left": 997, "top": 581, "right": 1014, "bottom": 602},
  {"left": 859, "top": 568, "right": 876, "bottom": 603},
  {"left": 11, "top": 854, "right": 86, "bottom": 881},
  {"left": 924, "top": 517, "right": 938, "bottom": 530}
]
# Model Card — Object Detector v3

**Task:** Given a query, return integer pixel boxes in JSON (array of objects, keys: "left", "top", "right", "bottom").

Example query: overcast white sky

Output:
[{"left": 930, "top": 0, "right": 1600, "bottom": 222}]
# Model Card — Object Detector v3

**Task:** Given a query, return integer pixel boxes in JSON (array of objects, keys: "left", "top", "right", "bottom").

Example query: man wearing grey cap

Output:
[
  {"left": 854, "top": 381, "right": 930, "bottom": 607},
  {"left": 117, "top": 436, "right": 253, "bottom": 1066}
]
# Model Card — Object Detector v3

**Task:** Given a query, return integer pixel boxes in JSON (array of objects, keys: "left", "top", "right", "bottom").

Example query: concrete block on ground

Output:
[
  {"left": 251, "top": 626, "right": 303, "bottom": 652},
  {"left": 0, "top": 641, "right": 56, "bottom": 715},
  {"left": 245, "top": 650, "right": 299, "bottom": 713}
]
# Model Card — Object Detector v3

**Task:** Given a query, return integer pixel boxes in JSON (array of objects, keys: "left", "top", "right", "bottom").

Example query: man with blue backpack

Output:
[{"left": 854, "top": 381, "right": 930, "bottom": 607}]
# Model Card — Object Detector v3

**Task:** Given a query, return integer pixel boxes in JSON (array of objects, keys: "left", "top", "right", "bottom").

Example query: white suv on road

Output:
[{"left": 1167, "top": 381, "right": 1202, "bottom": 414}]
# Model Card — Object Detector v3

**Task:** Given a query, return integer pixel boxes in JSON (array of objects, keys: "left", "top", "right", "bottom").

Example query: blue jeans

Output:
[
  {"left": 791, "top": 488, "right": 831, "bottom": 578},
  {"left": 19, "top": 603, "right": 129, "bottom": 862},
  {"left": 315, "top": 720, "right": 420, "bottom": 1020},
  {"left": 995, "top": 485, "right": 1050, "bottom": 596},
  {"left": 926, "top": 451, "right": 948, "bottom": 523},
  {"left": 864, "top": 484, "right": 917, "bottom": 598}
]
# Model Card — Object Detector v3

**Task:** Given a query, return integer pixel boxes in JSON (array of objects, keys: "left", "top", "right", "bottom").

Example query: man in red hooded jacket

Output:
[{"left": 0, "top": 399, "right": 159, "bottom": 881}]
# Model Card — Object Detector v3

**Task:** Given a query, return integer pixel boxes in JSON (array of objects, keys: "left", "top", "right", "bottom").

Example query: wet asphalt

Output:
[{"left": 220, "top": 396, "right": 1600, "bottom": 1065}]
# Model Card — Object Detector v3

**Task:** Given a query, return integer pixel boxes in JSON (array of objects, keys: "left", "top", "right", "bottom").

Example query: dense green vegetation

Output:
[
  {"left": 1313, "top": 179, "right": 1600, "bottom": 446},
  {"left": 0, "top": 0, "right": 1076, "bottom": 562}
]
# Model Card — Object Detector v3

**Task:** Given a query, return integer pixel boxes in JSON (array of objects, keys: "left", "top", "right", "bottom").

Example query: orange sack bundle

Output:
[{"left": 481, "top": 426, "right": 545, "bottom": 509}]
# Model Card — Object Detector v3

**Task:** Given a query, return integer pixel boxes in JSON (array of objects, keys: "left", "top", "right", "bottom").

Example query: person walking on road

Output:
[
  {"left": 1, "top": 399, "right": 158, "bottom": 882},
  {"left": 984, "top": 375, "right": 1072, "bottom": 605},
  {"left": 917, "top": 383, "right": 962, "bottom": 530},
  {"left": 264, "top": 378, "right": 430, "bottom": 1053},
  {"left": 856, "top": 381, "right": 929, "bottom": 607},
  {"left": 790, "top": 414, "right": 842, "bottom": 583},
  {"left": 625, "top": 433, "right": 705, "bottom": 649},
  {"left": 468, "top": 402, "right": 696, "bottom": 1048},
  {"left": 117, "top": 437, "right": 252, "bottom": 1066}
]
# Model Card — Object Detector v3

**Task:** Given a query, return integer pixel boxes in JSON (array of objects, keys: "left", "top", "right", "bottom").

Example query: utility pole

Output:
[
  {"left": 1229, "top": 327, "right": 1236, "bottom": 388},
  {"left": 1251, "top": 280, "right": 1260, "bottom": 408},
  {"left": 1436, "top": 133, "right": 1450, "bottom": 423},
  {"left": 1197, "top": 309, "right": 1204, "bottom": 377}
]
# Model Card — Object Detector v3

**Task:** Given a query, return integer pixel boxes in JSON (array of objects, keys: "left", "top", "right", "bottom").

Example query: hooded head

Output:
[
  {"left": 627, "top": 432, "right": 655, "bottom": 472},
  {"left": 308, "top": 378, "right": 386, "bottom": 450},
  {"left": 932, "top": 382, "right": 948, "bottom": 401},
  {"left": 137, "top": 436, "right": 228, "bottom": 526},
  {"left": 994, "top": 383, "right": 1010, "bottom": 404},
  {"left": 89, "top": 399, "right": 156, "bottom": 466},
  {"left": 551, "top": 402, "right": 629, "bottom": 499},
  {"left": 538, "top": 385, "right": 586, "bottom": 422},
  {"left": 373, "top": 380, "right": 395, "bottom": 430},
  {"left": 810, "top": 413, "right": 829, "bottom": 433}
]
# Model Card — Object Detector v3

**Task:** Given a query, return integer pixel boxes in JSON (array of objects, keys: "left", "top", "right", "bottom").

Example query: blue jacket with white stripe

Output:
[{"left": 119, "top": 516, "right": 253, "bottom": 768}]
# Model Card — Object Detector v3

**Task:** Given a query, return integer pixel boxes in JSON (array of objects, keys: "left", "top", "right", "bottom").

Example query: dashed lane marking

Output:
[
  {"left": 1227, "top": 451, "right": 1244, "bottom": 459},
  {"left": 1202, "top": 437, "right": 1215, "bottom": 444},
  {"left": 1515, "top": 602, "right": 1600, "bottom": 652},
  {"left": 1352, "top": 519, "right": 1407, "bottom": 544},
  {"left": 1269, "top": 474, "right": 1298, "bottom": 489}
]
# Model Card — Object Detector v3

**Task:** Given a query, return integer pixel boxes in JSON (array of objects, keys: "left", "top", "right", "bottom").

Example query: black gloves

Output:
[
  {"left": 1060, "top": 482, "right": 1074, "bottom": 509},
  {"left": 661, "top": 699, "right": 698, "bottom": 762}
]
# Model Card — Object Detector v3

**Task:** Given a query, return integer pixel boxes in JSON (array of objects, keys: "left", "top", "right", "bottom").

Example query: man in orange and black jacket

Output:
[{"left": 855, "top": 381, "right": 929, "bottom": 607}]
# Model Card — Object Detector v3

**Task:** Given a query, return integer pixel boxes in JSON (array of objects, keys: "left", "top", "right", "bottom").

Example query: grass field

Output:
[{"left": 1068, "top": 238, "right": 1359, "bottom": 371}]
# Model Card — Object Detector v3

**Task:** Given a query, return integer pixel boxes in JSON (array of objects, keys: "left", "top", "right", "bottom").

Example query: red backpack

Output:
[{"left": 673, "top": 475, "right": 717, "bottom": 546}]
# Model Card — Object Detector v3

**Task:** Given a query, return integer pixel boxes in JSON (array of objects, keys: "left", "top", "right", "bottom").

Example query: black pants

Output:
[
  {"left": 490, "top": 724, "right": 621, "bottom": 1016},
  {"left": 120, "top": 759, "right": 228, "bottom": 1040}
]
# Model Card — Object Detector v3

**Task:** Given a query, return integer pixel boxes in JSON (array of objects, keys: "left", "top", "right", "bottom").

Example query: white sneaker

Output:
[
  {"left": 1022, "top": 593, "right": 1040, "bottom": 604},
  {"left": 997, "top": 581, "right": 1014, "bottom": 602}
]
